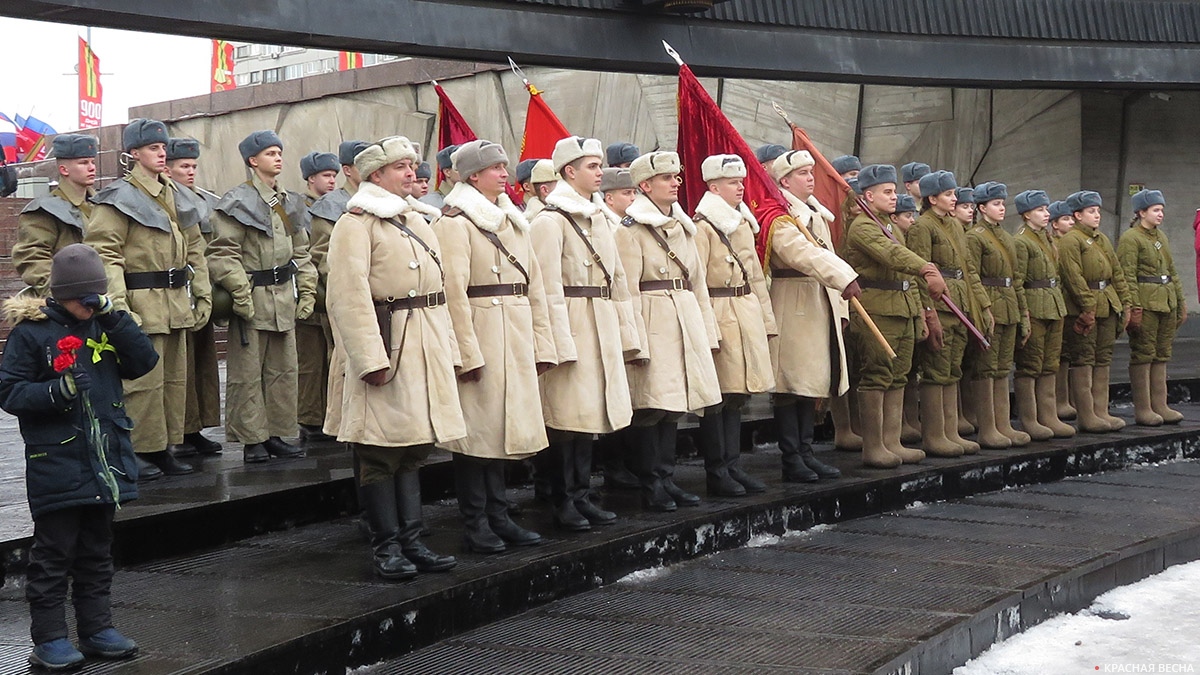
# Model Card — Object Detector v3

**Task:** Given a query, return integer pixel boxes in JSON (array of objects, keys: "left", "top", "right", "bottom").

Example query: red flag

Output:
[
  {"left": 675, "top": 63, "right": 789, "bottom": 265},
  {"left": 339, "top": 52, "right": 364, "bottom": 71},
  {"left": 518, "top": 81, "right": 570, "bottom": 163},
  {"left": 1192, "top": 209, "right": 1200, "bottom": 297},
  {"left": 78, "top": 38, "right": 103, "bottom": 129},
  {"left": 211, "top": 40, "right": 236, "bottom": 93},
  {"left": 787, "top": 125, "right": 853, "bottom": 249},
  {"left": 432, "top": 82, "right": 523, "bottom": 206}
]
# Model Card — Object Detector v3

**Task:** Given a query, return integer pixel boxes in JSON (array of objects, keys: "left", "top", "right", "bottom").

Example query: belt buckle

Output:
[
  {"left": 1004, "top": 278, "right": 1012, "bottom": 288},
  {"left": 672, "top": 278, "right": 685, "bottom": 292},
  {"left": 901, "top": 280, "right": 911, "bottom": 291},
  {"left": 1098, "top": 280, "right": 1107, "bottom": 289},
  {"left": 166, "top": 268, "right": 178, "bottom": 287},
  {"left": 513, "top": 283, "right": 525, "bottom": 297},
  {"left": 600, "top": 286, "right": 611, "bottom": 300},
  {"left": 1162, "top": 275, "right": 1170, "bottom": 284},
  {"left": 272, "top": 267, "right": 283, "bottom": 284},
  {"left": 425, "top": 292, "right": 439, "bottom": 308},
  {"left": 1050, "top": 278, "right": 1057, "bottom": 288}
]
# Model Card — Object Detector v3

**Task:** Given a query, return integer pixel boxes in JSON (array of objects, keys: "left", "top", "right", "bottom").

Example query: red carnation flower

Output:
[
  {"left": 53, "top": 353, "right": 76, "bottom": 373},
  {"left": 57, "top": 335, "right": 84, "bottom": 352}
]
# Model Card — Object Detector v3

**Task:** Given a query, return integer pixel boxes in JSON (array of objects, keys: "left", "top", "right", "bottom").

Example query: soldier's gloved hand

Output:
[
  {"left": 296, "top": 294, "right": 316, "bottom": 321},
  {"left": 232, "top": 297, "right": 255, "bottom": 322},
  {"left": 1178, "top": 307, "right": 1188, "bottom": 328},
  {"left": 919, "top": 264, "right": 947, "bottom": 302},
  {"left": 923, "top": 309, "right": 944, "bottom": 351},
  {"left": 192, "top": 296, "right": 212, "bottom": 331},
  {"left": 984, "top": 308, "right": 996, "bottom": 337},
  {"left": 840, "top": 279, "right": 863, "bottom": 301},
  {"left": 536, "top": 362, "right": 555, "bottom": 376},
  {"left": 362, "top": 367, "right": 389, "bottom": 387},
  {"left": 1074, "top": 310, "right": 1096, "bottom": 335},
  {"left": 1127, "top": 307, "right": 1144, "bottom": 332},
  {"left": 80, "top": 294, "right": 114, "bottom": 315},
  {"left": 458, "top": 367, "right": 483, "bottom": 383}
]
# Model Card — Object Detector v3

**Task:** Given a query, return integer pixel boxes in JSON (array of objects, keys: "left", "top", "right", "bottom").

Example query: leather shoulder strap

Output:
[{"left": 643, "top": 222, "right": 690, "bottom": 281}]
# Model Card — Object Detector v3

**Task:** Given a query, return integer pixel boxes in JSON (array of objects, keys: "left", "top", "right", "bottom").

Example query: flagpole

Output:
[{"left": 771, "top": 103, "right": 990, "bottom": 350}]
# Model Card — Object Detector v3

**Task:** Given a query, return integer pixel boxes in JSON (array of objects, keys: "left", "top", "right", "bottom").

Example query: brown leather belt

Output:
[
  {"left": 1024, "top": 278, "right": 1058, "bottom": 289},
  {"left": 858, "top": 278, "right": 911, "bottom": 291},
  {"left": 1138, "top": 275, "right": 1173, "bottom": 284},
  {"left": 981, "top": 276, "right": 1013, "bottom": 288},
  {"left": 939, "top": 267, "right": 964, "bottom": 280},
  {"left": 771, "top": 268, "right": 808, "bottom": 279},
  {"left": 467, "top": 283, "right": 527, "bottom": 298},
  {"left": 708, "top": 284, "right": 753, "bottom": 297},
  {"left": 375, "top": 291, "right": 446, "bottom": 311},
  {"left": 639, "top": 278, "right": 692, "bottom": 292},
  {"left": 1086, "top": 279, "right": 1110, "bottom": 290},
  {"left": 563, "top": 285, "right": 611, "bottom": 299}
]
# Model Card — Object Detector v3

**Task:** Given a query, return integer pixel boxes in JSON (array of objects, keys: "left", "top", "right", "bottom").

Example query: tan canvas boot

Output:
[
  {"left": 1035, "top": 374, "right": 1076, "bottom": 438},
  {"left": 859, "top": 389, "right": 901, "bottom": 469},
  {"left": 1150, "top": 362, "right": 1184, "bottom": 424},
  {"left": 830, "top": 392, "right": 863, "bottom": 451},
  {"left": 958, "top": 386, "right": 977, "bottom": 435},
  {"left": 1129, "top": 363, "right": 1163, "bottom": 426},
  {"left": 974, "top": 378, "right": 1011, "bottom": 449},
  {"left": 943, "top": 383, "right": 980, "bottom": 454},
  {"left": 919, "top": 384, "right": 962, "bottom": 457},
  {"left": 1091, "top": 366, "right": 1125, "bottom": 430},
  {"left": 1014, "top": 376, "right": 1053, "bottom": 441},
  {"left": 994, "top": 377, "right": 1031, "bottom": 446},
  {"left": 883, "top": 388, "right": 925, "bottom": 463},
  {"left": 901, "top": 381, "right": 922, "bottom": 443},
  {"left": 1070, "top": 366, "right": 1111, "bottom": 433},
  {"left": 1056, "top": 367, "right": 1076, "bottom": 420}
]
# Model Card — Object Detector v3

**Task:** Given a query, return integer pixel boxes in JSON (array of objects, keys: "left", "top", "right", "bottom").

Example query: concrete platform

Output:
[{"left": 2, "top": 402, "right": 1199, "bottom": 674}]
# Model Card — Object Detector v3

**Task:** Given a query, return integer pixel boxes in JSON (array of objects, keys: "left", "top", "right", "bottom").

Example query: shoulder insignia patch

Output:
[
  {"left": 442, "top": 206, "right": 463, "bottom": 217},
  {"left": 620, "top": 215, "right": 635, "bottom": 227}
]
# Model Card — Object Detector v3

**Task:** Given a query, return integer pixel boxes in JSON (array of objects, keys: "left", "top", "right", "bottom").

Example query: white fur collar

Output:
[
  {"left": 782, "top": 189, "right": 835, "bottom": 226},
  {"left": 544, "top": 181, "right": 599, "bottom": 217},
  {"left": 694, "top": 191, "right": 760, "bottom": 235},
  {"left": 624, "top": 194, "right": 696, "bottom": 235},
  {"left": 346, "top": 181, "right": 411, "bottom": 219},
  {"left": 444, "top": 182, "right": 530, "bottom": 233},
  {"left": 406, "top": 195, "right": 443, "bottom": 219},
  {"left": 592, "top": 194, "right": 623, "bottom": 228}
]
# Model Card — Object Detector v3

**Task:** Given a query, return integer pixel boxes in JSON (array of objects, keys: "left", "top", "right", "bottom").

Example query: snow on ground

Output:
[{"left": 955, "top": 560, "right": 1200, "bottom": 674}]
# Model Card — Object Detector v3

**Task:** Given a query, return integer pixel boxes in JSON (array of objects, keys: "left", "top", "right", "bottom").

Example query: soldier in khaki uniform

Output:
[
  {"left": 901, "top": 162, "right": 931, "bottom": 201},
  {"left": 842, "top": 167, "right": 948, "bottom": 468},
  {"left": 13, "top": 134, "right": 98, "bottom": 294},
  {"left": 85, "top": 119, "right": 212, "bottom": 480},
  {"left": 769, "top": 150, "right": 861, "bottom": 482},
  {"left": 830, "top": 155, "right": 861, "bottom": 181},
  {"left": 327, "top": 136, "right": 461, "bottom": 579},
  {"left": 967, "top": 182, "right": 1031, "bottom": 448},
  {"left": 165, "top": 138, "right": 224, "bottom": 457},
  {"left": 295, "top": 151, "right": 339, "bottom": 441},
  {"left": 898, "top": 161, "right": 934, "bottom": 438},
  {"left": 530, "top": 137, "right": 642, "bottom": 530},
  {"left": 1118, "top": 189, "right": 1186, "bottom": 426},
  {"left": 522, "top": 160, "right": 556, "bottom": 219},
  {"left": 907, "top": 170, "right": 992, "bottom": 456},
  {"left": 419, "top": 145, "right": 459, "bottom": 212},
  {"left": 438, "top": 140, "right": 558, "bottom": 552},
  {"left": 692, "top": 154, "right": 776, "bottom": 496},
  {"left": 1049, "top": 200, "right": 1077, "bottom": 421},
  {"left": 208, "top": 130, "right": 317, "bottom": 463},
  {"left": 616, "top": 151, "right": 721, "bottom": 511},
  {"left": 1058, "top": 190, "right": 1133, "bottom": 433},
  {"left": 1012, "top": 190, "right": 1075, "bottom": 440},
  {"left": 952, "top": 186, "right": 981, "bottom": 435}
]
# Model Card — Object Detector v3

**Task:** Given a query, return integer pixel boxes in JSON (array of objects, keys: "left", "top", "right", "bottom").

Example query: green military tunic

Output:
[
  {"left": 184, "top": 185, "right": 223, "bottom": 434},
  {"left": 906, "top": 210, "right": 991, "bottom": 384},
  {"left": 208, "top": 174, "right": 318, "bottom": 445},
  {"left": 12, "top": 183, "right": 93, "bottom": 294},
  {"left": 842, "top": 210, "right": 929, "bottom": 391},
  {"left": 967, "top": 219, "right": 1027, "bottom": 379},
  {"left": 1058, "top": 223, "right": 1132, "bottom": 367},
  {"left": 295, "top": 189, "right": 329, "bottom": 428},
  {"left": 1117, "top": 224, "right": 1184, "bottom": 364},
  {"left": 1013, "top": 224, "right": 1067, "bottom": 377}
]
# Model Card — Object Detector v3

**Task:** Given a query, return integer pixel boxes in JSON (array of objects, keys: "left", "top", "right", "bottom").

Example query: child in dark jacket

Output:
[{"left": 0, "top": 243, "right": 158, "bottom": 671}]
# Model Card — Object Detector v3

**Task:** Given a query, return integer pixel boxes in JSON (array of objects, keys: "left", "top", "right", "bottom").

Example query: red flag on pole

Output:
[
  {"left": 432, "top": 81, "right": 524, "bottom": 206},
  {"left": 78, "top": 37, "right": 103, "bottom": 129},
  {"left": 674, "top": 61, "right": 789, "bottom": 265},
  {"left": 517, "top": 81, "right": 570, "bottom": 163},
  {"left": 211, "top": 40, "right": 236, "bottom": 92},
  {"left": 786, "top": 124, "right": 853, "bottom": 249}
]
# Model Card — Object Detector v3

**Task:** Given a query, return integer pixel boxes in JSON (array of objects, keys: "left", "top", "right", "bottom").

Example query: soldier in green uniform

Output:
[
  {"left": 842, "top": 165, "right": 947, "bottom": 468},
  {"left": 830, "top": 155, "right": 861, "bottom": 181},
  {"left": 208, "top": 130, "right": 317, "bottom": 463},
  {"left": 85, "top": 119, "right": 212, "bottom": 480},
  {"left": 165, "top": 137, "right": 224, "bottom": 457},
  {"left": 1058, "top": 190, "right": 1132, "bottom": 433},
  {"left": 13, "top": 134, "right": 98, "bottom": 294},
  {"left": 1048, "top": 200, "right": 1077, "bottom": 421},
  {"left": 951, "top": 186, "right": 979, "bottom": 435},
  {"left": 907, "top": 170, "right": 991, "bottom": 456},
  {"left": 901, "top": 162, "right": 931, "bottom": 201},
  {"left": 1118, "top": 189, "right": 1186, "bottom": 426},
  {"left": 295, "top": 151, "right": 339, "bottom": 441},
  {"left": 1011, "top": 190, "right": 1075, "bottom": 440},
  {"left": 967, "top": 182, "right": 1030, "bottom": 448}
]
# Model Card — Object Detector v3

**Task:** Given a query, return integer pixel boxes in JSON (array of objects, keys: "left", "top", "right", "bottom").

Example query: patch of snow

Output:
[
  {"left": 954, "top": 560, "right": 1200, "bottom": 675},
  {"left": 617, "top": 566, "right": 669, "bottom": 584}
]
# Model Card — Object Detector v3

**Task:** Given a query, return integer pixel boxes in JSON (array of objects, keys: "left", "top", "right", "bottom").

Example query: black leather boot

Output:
[
  {"left": 135, "top": 454, "right": 163, "bottom": 482},
  {"left": 724, "top": 405, "right": 766, "bottom": 493},
  {"left": 359, "top": 479, "right": 417, "bottom": 580},
  {"left": 632, "top": 423, "right": 675, "bottom": 511},
  {"left": 572, "top": 435, "right": 616, "bottom": 525},
  {"left": 658, "top": 420, "right": 700, "bottom": 507},
  {"left": 797, "top": 399, "right": 842, "bottom": 480},
  {"left": 264, "top": 436, "right": 304, "bottom": 459},
  {"left": 144, "top": 448, "right": 194, "bottom": 476},
  {"left": 776, "top": 400, "right": 818, "bottom": 483},
  {"left": 699, "top": 403, "right": 745, "bottom": 497},
  {"left": 183, "top": 432, "right": 223, "bottom": 455},
  {"left": 548, "top": 440, "right": 590, "bottom": 531},
  {"left": 601, "top": 428, "right": 640, "bottom": 491},
  {"left": 483, "top": 459, "right": 542, "bottom": 546},
  {"left": 395, "top": 471, "right": 456, "bottom": 572},
  {"left": 453, "top": 454, "right": 505, "bottom": 554}
]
